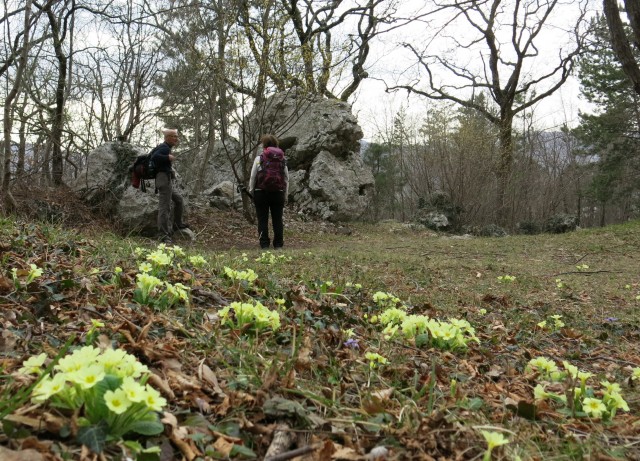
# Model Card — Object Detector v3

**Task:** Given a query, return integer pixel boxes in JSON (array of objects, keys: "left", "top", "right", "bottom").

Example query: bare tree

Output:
[
  {"left": 1, "top": 0, "right": 40, "bottom": 209},
  {"left": 603, "top": 0, "right": 640, "bottom": 95},
  {"left": 389, "top": 0, "right": 590, "bottom": 227}
]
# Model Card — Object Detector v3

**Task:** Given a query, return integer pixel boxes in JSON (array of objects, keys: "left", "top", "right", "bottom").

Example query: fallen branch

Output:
[
  {"left": 264, "top": 444, "right": 319, "bottom": 461},
  {"left": 264, "top": 424, "right": 296, "bottom": 459}
]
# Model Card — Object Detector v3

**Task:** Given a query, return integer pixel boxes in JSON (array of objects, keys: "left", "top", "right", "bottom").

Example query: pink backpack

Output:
[{"left": 255, "top": 147, "right": 286, "bottom": 191}]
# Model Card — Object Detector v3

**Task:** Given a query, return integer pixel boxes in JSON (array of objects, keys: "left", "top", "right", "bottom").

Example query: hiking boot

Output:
[{"left": 176, "top": 223, "right": 190, "bottom": 230}]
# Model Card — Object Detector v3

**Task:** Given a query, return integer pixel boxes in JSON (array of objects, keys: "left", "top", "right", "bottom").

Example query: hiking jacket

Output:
[{"left": 152, "top": 142, "right": 173, "bottom": 174}]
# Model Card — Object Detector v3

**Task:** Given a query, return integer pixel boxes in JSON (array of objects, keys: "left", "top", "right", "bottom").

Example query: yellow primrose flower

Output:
[
  {"left": 497, "top": 275, "right": 516, "bottom": 282},
  {"left": 382, "top": 324, "right": 400, "bottom": 339},
  {"left": 189, "top": 255, "right": 207, "bottom": 267},
  {"left": 32, "top": 373, "right": 67, "bottom": 402},
  {"left": 577, "top": 371, "right": 593, "bottom": 385},
  {"left": 600, "top": 380, "right": 621, "bottom": 394},
  {"left": 632, "top": 368, "right": 640, "bottom": 381},
  {"left": 537, "top": 320, "right": 547, "bottom": 329},
  {"left": 170, "top": 245, "right": 185, "bottom": 257},
  {"left": 138, "top": 262, "right": 153, "bottom": 273},
  {"left": 379, "top": 307, "right": 408, "bottom": 326},
  {"left": 69, "top": 364, "right": 105, "bottom": 390},
  {"left": 481, "top": 431, "right": 509, "bottom": 450},
  {"left": 582, "top": 397, "right": 606, "bottom": 418},
  {"left": 562, "top": 361, "right": 579, "bottom": 379},
  {"left": 27, "top": 264, "right": 43, "bottom": 282},
  {"left": 56, "top": 346, "right": 100, "bottom": 373},
  {"left": 606, "top": 392, "right": 629, "bottom": 412},
  {"left": 441, "top": 325, "right": 457, "bottom": 341},
  {"left": 104, "top": 388, "right": 132, "bottom": 415},
  {"left": 117, "top": 354, "right": 149, "bottom": 378},
  {"left": 364, "top": 352, "right": 388, "bottom": 369},
  {"left": 402, "top": 315, "right": 430, "bottom": 338},
  {"left": 479, "top": 308, "right": 487, "bottom": 315},
  {"left": 533, "top": 384, "right": 547, "bottom": 401},
  {"left": 144, "top": 385, "right": 167, "bottom": 412},
  {"left": 372, "top": 291, "right": 400, "bottom": 306},
  {"left": 555, "top": 278, "right": 564, "bottom": 288},
  {"left": 549, "top": 315, "right": 564, "bottom": 328},
  {"left": 120, "top": 376, "right": 146, "bottom": 403},
  {"left": 147, "top": 250, "right": 173, "bottom": 267},
  {"left": 527, "top": 357, "right": 558, "bottom": 375},
  {"left": 481, "top": 430, "right": 509, "bottom": 461},
  {"left": 99, "top": 348, "right": 128, "bottom": 373},
  {"left": 134, "top": 247, "right": 146, "bottom": 257},
  {"left": 18, "top": 353, "right": 48, "bottom": 375}
]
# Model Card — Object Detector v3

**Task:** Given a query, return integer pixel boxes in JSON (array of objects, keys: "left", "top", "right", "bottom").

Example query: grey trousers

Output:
[{"left": 156, "top": 172, "right": 184, "bottom": 237}]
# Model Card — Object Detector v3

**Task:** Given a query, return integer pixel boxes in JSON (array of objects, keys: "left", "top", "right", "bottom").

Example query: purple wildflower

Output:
[{"left": 343, "top": 338, "right": 359, "bottom": 349}]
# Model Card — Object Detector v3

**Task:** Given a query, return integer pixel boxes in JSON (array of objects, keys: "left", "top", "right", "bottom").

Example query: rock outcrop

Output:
[
  {"left": 247, "top": 91, "right": 374, "bottom": 221},
  {"left": 71, "top": 92, "right": 374, "bottom": 232},
  {"left": 69, "top": 141, "right": 191, "bottom": 238}
]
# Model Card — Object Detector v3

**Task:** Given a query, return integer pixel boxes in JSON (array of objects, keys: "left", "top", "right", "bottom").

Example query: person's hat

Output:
[{"left": 162, "top": 128, "right": 178, "bottom": 136}]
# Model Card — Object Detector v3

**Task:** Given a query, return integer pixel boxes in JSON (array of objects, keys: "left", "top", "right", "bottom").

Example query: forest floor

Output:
[{"left": 1, "top": 188, "right": 640, "bottom": 460}]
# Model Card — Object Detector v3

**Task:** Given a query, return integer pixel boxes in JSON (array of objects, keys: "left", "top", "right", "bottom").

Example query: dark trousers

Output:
[
  {"left": 156, "top": 171, "right": 184, "bottom": 238},
  {"left": 253, "top": 190, "right": 285, "bottom": 248}
]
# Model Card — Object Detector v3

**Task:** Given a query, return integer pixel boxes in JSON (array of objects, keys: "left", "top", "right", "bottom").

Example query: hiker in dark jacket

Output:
[
  {"left": 155, "top": 128, "right": 188, "bottom": 243},
  {"left": 249, "top": 134, "right": 289, "bottom": 249}
]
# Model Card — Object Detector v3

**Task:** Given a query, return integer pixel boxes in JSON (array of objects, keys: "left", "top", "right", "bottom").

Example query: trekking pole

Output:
[{"left": 236, "top": 184, "right": 253, "bottom": 199}]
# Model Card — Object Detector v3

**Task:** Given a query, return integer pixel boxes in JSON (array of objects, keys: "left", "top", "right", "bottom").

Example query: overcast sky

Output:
[{"left": 349, "top": 0, "right": 598, "bottom": 140}]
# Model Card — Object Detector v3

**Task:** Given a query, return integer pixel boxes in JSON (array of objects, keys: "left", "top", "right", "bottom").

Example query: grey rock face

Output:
[
  {"left": 176, "top": 138, "right": 241, "bottom": 195},
  {"left": 70, "top": 142, "right": 189, "bottom": 237},
  {"left": 70, "top": 142, "right": 143, "bottom": 211},
  {"left": 414, "top": 210, "right": 451, "bottom": 231},
  {"left": 258, "top": 91, "right": 363, "bottom": 169},
  {"left": 289, "top": 151, "right": 374, "bottom": 221},
  {"left": 249, "top": 91, "right": 373, "bottom": 221},
  {"left": 204, "top": 180, "right": 243, "bottom": 210}
]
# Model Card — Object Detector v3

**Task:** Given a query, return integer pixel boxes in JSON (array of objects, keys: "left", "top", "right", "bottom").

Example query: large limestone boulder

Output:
[
  {"left": 204, "top": 180, "right": 243, "bottom": 210},
  {"left": 248, "top": 91, "right": 374, "bottom": 221},
  {"left": 69, "top": 141, "right": 191, "bottom": 238},
  {"left": 70, "top": 142, "right": 142, "bottom": 210},
  {"left": 289, "top": 151, "right": 374, "bottom": 221},
  {"left": 175, "top": 138, "right": 241, "bottom": 196},
  {"left": 257, "top": 90, "right": 364, "bottom": 169}
]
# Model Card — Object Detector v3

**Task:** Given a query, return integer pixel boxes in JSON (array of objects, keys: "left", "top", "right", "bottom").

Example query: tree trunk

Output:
[
  {"left": 496, "top": 117, "right": 514, "bottom": 227},
  {"left": 603, "top": 0, "right": 640, "bottom": 95},
  {"left": 44, "top": 4, "right": 69, "bottom": 185},
  {"left": 1, "top": 0, "right": 32, "bottom": 210}
]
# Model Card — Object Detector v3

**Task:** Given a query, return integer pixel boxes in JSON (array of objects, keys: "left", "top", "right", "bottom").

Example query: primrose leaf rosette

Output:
[
  {"left": 218, "top": 300, "right": 281, "bottom": 331},
  {"left": 18, "top": 345, "right": 166, "bottom": 439},
  {"left": 375, "top": 306, "right": 478, "bottom": 350},
  {"left": 528, "top": 357, "right": 630, "bottom": 421}
]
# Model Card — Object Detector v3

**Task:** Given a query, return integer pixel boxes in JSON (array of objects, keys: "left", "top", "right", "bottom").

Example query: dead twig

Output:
[{"left": 264, "top": 444, "right": 320, "bottom": 461}]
